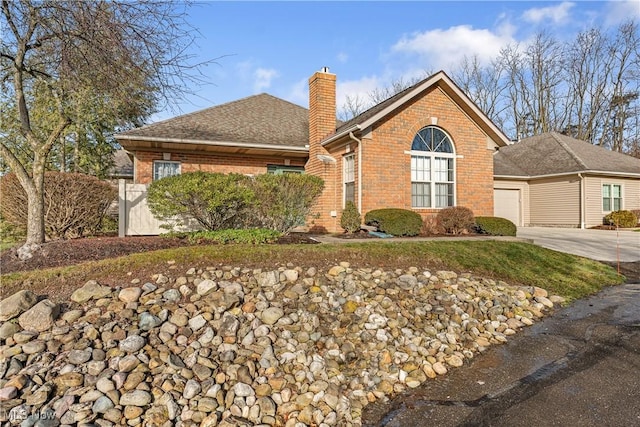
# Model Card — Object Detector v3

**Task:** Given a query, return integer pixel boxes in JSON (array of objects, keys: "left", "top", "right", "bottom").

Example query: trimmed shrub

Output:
[
  {"left": 632, "top": 210, "right": 640, "bottom": 223},
  {"left": 0, "top": 213, "right": 26, "bottom": 243},
  {"left": 147, "top": 172, "right": 254, "bottom": 231},
  {"left": 249, "top": 173, "right": 324, "bottom": 233},
  {"left": 436, "top": 206, "right": 475, "bottom": 235},
  {"left": 604, "top": 210, "right": 637, "bottom": 228},
  {"left": 340, "top": 201, "right": 361, "bottom": 233},
  {"left": 0, "top": 172, "right": 116, "bottom": 239},
  {"left": 475, "top": 216, "right": 517, "bottom": 236},
  {"left": 420, "top": 215, "right": 444, "bottom": 236},
  {"left": 364, "top": 208, "right": 423, "bottom": 236},
  {"left": 187, "top": 228, "right": 282, "bottom": 244}
]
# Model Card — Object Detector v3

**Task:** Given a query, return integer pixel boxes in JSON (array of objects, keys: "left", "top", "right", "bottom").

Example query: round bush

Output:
[
  {"left": 436, "top": 206, "right": 475, "bottom": 234},
  {"left": 0, "top": 172, "right": 116, "bottom": 239},
  {"left": 475, "top": 216, "right": 517, "bottom": 236},
  {"left": 364, "top": 208, "right": 423, "bottom": 236},
  {"left": 604, "top": 210, "right": 637, "bottom": 228}
]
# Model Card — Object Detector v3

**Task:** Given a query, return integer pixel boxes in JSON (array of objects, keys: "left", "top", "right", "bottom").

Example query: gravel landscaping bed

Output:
[{"left": 0, "top": 263, "right": 562, "bottom": 426}]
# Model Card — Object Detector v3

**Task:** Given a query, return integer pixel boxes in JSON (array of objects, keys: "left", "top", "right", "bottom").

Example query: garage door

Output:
[{"left": 494, "top": 189, "right": 520, "bottom": 226}]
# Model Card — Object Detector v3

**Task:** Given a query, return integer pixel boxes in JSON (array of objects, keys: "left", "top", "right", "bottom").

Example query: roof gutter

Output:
[
  {"left": 115, "top": 134, "right": 309, "bottom": 153},
  {"left": 495, "top": 170, "right": 640, "bottom": 180},
  {"left": 578, "top": 173, "right": 585, "bottom": 229},
  {"left": 321, "top": 125, "right": 361, "bottom": 147},
  {"left": 348, "top": 131, "right": 363, "bottom": 213}
]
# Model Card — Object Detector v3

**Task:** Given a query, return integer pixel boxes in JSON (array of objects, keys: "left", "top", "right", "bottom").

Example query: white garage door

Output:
[{"left": 494, "top": 189, "right": 520, "bottom": 226}]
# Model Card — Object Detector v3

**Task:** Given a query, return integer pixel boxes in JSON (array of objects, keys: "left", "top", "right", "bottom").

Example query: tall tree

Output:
[
  {"left": 452, "top": 55, "right": 508, "bottom": 132},
  {"left": 1, "top": 0, "right": 206, "bottom": 251}
]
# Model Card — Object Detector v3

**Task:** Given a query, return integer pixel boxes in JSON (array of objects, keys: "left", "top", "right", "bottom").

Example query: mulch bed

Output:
[
  {"left": 0, "top": 233, "right": 320, "bottom": 275},
  {"left": 2, "top": 232, "right": 638, "bottom": 284}
]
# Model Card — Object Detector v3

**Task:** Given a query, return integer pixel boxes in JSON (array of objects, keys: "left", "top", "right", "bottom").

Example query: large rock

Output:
[
  {"left": 0, "top": 290, "right": 38, "bottom": 321},
  {"left": 71, "top": 280, "right": 112, "bottom": 303},
  {"left": 16, "top": 243, "right": 40, "bottom": 261},
  {"left": 120, "top": 390, "right": 152, "bottom": 406},
  {"left": 18, "top": 299, "right": 59, "bottom": 332}
]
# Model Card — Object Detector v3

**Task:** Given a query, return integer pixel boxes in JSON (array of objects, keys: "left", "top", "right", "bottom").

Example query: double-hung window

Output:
[
  {"left": 602, "top": 184, "right": 622, "bottom": 212},
  {"left": 410, "top": 127, "right": 455, "bottom": 208},
  {"left": 153, "top": 161, "right": 180, "bottom": 180},
  {"left": 343, "top": 154, "right": 355, "bottom": 205}
]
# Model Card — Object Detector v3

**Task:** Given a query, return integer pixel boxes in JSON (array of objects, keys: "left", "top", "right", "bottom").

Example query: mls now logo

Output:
[{"left": 5, "top": 406, "right": 57, "bottom": 423}]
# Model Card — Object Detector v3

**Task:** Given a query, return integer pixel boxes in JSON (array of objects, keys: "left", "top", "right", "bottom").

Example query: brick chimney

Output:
[
  {"left": 306, "top": 67, "right": 338, "bottom": 232},
  {"left": 308, "top": 67, "right": 336, "bottom": 157}
]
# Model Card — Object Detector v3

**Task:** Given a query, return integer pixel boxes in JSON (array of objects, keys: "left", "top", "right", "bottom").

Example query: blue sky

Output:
[{"left": 155, "top": 0, "right": 640, "bottom": 121}]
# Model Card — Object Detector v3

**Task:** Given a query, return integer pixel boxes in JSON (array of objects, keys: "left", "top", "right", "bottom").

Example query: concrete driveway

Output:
[{"left": 516, "top": 227, "right": 640, "bottom": 262}]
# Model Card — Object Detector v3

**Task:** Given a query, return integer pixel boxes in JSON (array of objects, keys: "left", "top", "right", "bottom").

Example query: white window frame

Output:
[
  {"left": 602, "top": 183, "right": 622, "bottom": 212},
  {"left": 408, "top": 127, "right": 456, "bottom": 209},
  {"left": 153, "top": 160, "right": 181, "bottom": 181},
  {"left": 343, "top": 153, "right": 355, "bottom": 207},
  {"left": 410, "top": 152, "right": 456, "bottom": 208}
]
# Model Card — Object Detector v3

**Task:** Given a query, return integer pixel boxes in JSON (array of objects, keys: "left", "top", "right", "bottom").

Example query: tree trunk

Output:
[{"left": 24, "top": 178, "right": 45, "bottom": 245}]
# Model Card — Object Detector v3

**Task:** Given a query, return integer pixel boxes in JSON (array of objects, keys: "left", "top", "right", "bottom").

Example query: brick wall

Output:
[
  {"left": 133, "top": 151, "right": 305, "bottom": 184},
  {"left": 306, "top": 69, "right": 339, "bottom": 232},
  {"left": 321, "top": 85, "right": 495, "bottom": 231}
]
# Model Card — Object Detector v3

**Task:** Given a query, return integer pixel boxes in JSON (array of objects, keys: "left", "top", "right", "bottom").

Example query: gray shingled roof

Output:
[
  {"left": 110, "top": 149, "right": 133, "bottom": 177},
  {"left": 335, "top": 79, "right": 419, "bottom": 134},
  {"left": 494, "top": 132, "right": 640, "bottom": 177},
  {"left": 116, "top": 93, "right": 309, "bottom": 147}
]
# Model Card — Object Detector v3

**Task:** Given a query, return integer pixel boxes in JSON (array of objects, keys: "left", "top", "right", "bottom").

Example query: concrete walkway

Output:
[
  {"left": 516, "top": 227, "right": 640, "bottom": 262},
  {"left": 313, "top": 227, "right": 640, "bottom": 262}
]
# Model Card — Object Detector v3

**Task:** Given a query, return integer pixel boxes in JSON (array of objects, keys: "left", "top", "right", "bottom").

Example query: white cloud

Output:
[
  {"left": 336, "top": 75, "right": 383, "bottom": 111},
  {"left": 604, "top": 0, "right": 640, "bottom": 26},
  {"left": 253, "top": 67, "right": 279, "bottom": 92},
  {"left": 522, "top": 2, "right": 575, "bottom": 24},
  {"left": 391, "top": 25, "right": 515, "bottom": 71},
  {"left": 337, "top": 52, "right": 349, "bottom": 63}
]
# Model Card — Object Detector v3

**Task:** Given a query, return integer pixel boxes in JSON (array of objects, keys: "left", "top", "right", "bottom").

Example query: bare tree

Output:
[
  {"left": 598, "top": 21, "right": 640, "bottom": 152},
  {"left": 502, "top": 31, "right": 566, "bottom": 138},
  {"left": 338, "top": 94, "right": 368, "bottom": 122},
  {"left": 452, "top": 55, "right": 508, "bottom": 132},
  {"left": 563, "top": 27, "right": 610, "bottom": 142},
  {"left": 338, "top": 74, "right": 427, "bottom": 121},
  {"left": 1, "top": 0, "right": 209, "bottom": 253}
]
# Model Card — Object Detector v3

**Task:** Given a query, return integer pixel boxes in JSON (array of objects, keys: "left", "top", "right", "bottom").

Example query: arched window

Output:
[{"left": 410, "top": 126, "right": 455, "bottom": 208}]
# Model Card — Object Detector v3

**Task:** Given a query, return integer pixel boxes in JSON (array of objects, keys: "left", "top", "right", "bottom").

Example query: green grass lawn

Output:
[
  {"left": 0, "top": 242, "right": 16, "bottom": 252},
  {"left": 0, "top": 241, "right": 624, "bottom": 303}
]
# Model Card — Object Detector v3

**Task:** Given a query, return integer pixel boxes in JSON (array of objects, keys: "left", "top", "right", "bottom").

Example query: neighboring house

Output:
[
  {"left": 116, "top": 68, "right": 511, "bottom": 235},
  {"left": 108, "top": 149, "right": 134, "bottom": 182},
  {"left": 494, "top": 132, "right": 640, "bottom": 228}
]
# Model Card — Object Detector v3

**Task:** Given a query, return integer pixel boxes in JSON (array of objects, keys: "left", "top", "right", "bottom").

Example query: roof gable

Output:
[
  {"left": 326, "top": 71, "right": 511, "bottom": 147},
  {"left": 116, "top": 93, "right": 309, "bottom": 148},
  {"left": 494, "top": 132, "right": 640, "bottom": 177}
]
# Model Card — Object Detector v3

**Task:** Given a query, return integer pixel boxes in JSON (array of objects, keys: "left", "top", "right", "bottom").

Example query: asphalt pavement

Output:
[
  {"left": 362, "top": 227, "right": 640, "bottom": 426},
  {"left": 362, "top": 282, "right": 640, "bottom": 426}
]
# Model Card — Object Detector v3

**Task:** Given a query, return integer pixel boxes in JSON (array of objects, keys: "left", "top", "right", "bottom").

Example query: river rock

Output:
[
  {"left": 18, "top": 299, "right": 59, "bottom": 332},
  {"left": 0, "top": 290, "right": 38, "bottom": 321}
]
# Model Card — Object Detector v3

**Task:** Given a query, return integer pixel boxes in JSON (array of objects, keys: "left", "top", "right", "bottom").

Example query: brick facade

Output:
[
  {"left": 133, "top": 150, "right": 305, "bottom": 184},
  {"left": 311, "top": 80, "right": 497, "bottom": 233},
  {"left": 122, "top": 69, "right": 502, "bottom": 235}
]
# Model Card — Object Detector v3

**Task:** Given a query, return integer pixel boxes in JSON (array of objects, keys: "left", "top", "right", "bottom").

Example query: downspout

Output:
[
  {"left": 578, "top": 173, "right": 585, "bottom": 229},
  {"left": 349, "top": 132, "right": 363, "bottom": 213}
]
